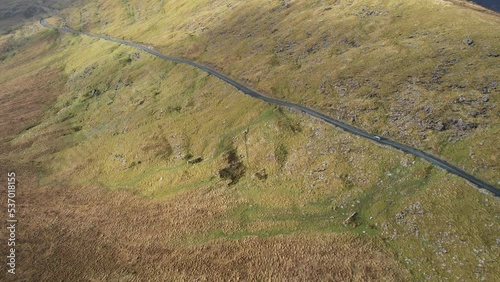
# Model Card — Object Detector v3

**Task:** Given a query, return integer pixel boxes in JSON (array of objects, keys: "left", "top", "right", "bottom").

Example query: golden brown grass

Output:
[{"left": 0, "top": 174, "right": 410, "bottom": 281}]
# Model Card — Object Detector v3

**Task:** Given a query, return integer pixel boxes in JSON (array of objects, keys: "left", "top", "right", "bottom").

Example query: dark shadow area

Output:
[
  {"left": 472, "top": 0, "right": 500, "bottom": 12},
  {"left": 0, "top": 0, "right": 82, "bottom": 34}
]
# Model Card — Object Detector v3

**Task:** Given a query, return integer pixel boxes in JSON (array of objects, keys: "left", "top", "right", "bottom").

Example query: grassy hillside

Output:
[
  {"left": 51, "top": 0, "right": 500, "bottom": 185},
  {"left": 1, "top": 0, "right": 499, "bottom": 280}
]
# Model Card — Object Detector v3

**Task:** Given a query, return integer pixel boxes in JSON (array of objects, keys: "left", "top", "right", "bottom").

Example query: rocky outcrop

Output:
[{"left": 218, "top": 149, "right": 245, "bottom": 185}]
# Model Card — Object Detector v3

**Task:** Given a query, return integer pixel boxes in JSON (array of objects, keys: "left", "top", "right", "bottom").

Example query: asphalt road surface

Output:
[{"left": 40, "top": 19, "right": 500, "bottom": 197}]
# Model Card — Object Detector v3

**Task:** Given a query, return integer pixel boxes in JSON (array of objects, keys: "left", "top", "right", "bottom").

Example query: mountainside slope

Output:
[
  {"left": 55, "top": 0, "right": 500, "bottom": 185},
  {"left": 0, "top": 0, "right": 499, "bottom": 281}
]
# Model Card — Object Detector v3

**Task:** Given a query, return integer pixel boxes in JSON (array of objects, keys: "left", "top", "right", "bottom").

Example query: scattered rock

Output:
[
  {"left": 391, "top": 229, "right": 398, "bottom": 240},
  {"left": 112, "top": 154, "right": 127, "bottom": 167},
  {"left": 431, "top": 67, "right": 447, "bottom": 84},
  {"left": 187, "top": 156, "right": 203, "bottom": 165},
  {"left": 339, "top": 37, "right": 360, "bottom": 48},
  {"left": 463, "top": 39, "right": 474, "bottom": 46},
  {"left": 276, "top": 41, "right": 297, "bottom": 53},
  {"left": 359, "top": 6, "right": 387, "bottom": 17},
  {"left": 422, "top": 106, "right": 431, "bottom": 113},
  {"left": 408, "top": 225, "right": 419, "bottom": 237},
  {"left": 343, "top": 212, "right": 358, "bottom": 227},
  {"left": 306, "top": 44, "right": 320, "bottom": 54},
  {"left": 131, "top": 52, "right": 141, "bottom": 60},
  {"left": 448, "top": 118, "right": 477, "bottom": 131},
  {"left": 408, "top": 202, "right": 425, "bottom": 215},
  {"left": 434, "top": 121, "right": 446, "bottom": 131},
  {"left": 253, "top": 169, "right": 268, "bottom": 180},
  {"left": 81, "top": 65, "right": 96, "bottom": 78},
  {"left": 469, "top": 111, "right": 478, "bottom": 117},
  {"left": 395, "top": 212, "right": 405, "bottom": 220},
  {"left": 279, "top": 0, "right": 291, "bottom": 8},
  {"left": 445, "top": 57, "right": 461, "bottom": 64},
  {"left": 128, "top": 160, "right": 142, "bottom": 169},
  {"left": 89, "top": 89, "right": 100, "bottom": 97}
]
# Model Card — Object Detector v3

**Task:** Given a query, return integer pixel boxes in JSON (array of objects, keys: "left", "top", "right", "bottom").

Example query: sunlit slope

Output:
[
  {"left": 10, "top": 28, "right": 497, "bottom": 280},
  {"left": 50, "top": 0, "right": 500, "bottom": 185},
  {"left": 1, "top": 0, "right": 498, "bottom": 280},
  {"left": 1, "top": 23, "right": 412, "bottom": 281}
]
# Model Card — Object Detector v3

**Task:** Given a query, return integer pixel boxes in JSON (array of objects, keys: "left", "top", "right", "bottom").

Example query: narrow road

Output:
[{"left": 40, "top": 19, "right": 500, "bottom": 197}]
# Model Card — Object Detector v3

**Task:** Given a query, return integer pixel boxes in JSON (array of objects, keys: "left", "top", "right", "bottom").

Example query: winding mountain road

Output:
[{"left": 40, "top": 19, "right": 500, "bottom": 197}]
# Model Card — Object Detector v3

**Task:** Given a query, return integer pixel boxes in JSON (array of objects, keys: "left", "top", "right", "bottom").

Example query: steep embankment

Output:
[{"left": 1, "top": 0, "right": 499, "bottom": 281}]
